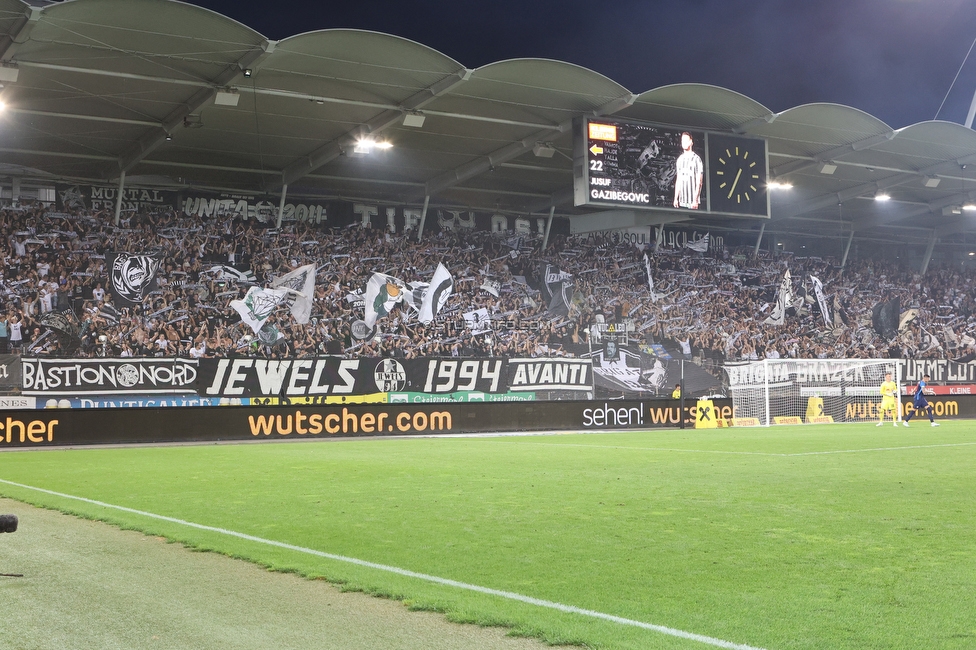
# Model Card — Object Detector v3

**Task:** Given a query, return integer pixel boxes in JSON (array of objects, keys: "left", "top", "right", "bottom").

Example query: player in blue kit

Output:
[{"left": 902, "top": 374, "right": 939, "bottom": 427}]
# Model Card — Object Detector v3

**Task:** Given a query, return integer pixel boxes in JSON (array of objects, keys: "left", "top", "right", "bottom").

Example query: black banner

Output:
[
  {"left": 22, "top": 358, "right": 198, "bottom": 395},
  {"left": 181, "top": 190, "right": 324, "bottom": 224},
  {"left": 0, "top": 355, "right": 22, "bottom": 390},
  {"left": 872, "top": 298, "right": 900, "bottom": 340},
  {"left": 56, "top": 184, "right": 178, "bottom": 213},
  {"left": 197, "top": 357, "right": 593, "bottom": 398},
  {"left": 587, "top": 349, "right": 720, "bottom": 398},
  {"left": 902, "top": 359, "right": 976, "bottom": 384},
  {"left": 107, "top": 252, "right": 163, "bottom": 307},
  {"left": 185, "top": 196, "right": 571, "bottom": 239}
]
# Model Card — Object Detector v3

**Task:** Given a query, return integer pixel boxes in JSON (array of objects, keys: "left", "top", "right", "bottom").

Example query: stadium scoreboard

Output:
[{"left": 573, "top": 117, "right": 770, "bottom": 218}]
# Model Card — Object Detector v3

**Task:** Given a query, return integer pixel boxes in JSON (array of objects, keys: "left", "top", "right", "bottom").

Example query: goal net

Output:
[{"left": 724, "top": 359, "right": 901, "bottom": 426}]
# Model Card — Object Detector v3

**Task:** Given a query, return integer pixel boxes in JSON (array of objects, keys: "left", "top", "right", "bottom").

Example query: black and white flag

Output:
[
  {"left": 463, "top": 308, "right": 491, "bottom": 334},
  {"left": 540, "top": 263, "right": 573, "bottom": 319},
  {"left": 202, "top": 265, "right": 257, "bottom": 284},
  {"left": 684, "top": 233, "right": 709, "bottom": 253},
  {"left": 643, "top": 253, "right": 660, "bottom": 303},
  {"left": 810, "top": 275, "right": 831, "bottom": 328},
  {"left": 764, "top": 269, "right": 792, "bottom": 326},
  {"left": 98, "top": 302, "right": 120, "bottom": 325},
  {"left": 419, "top": 263, "right": 453, "bottom": 324},
  {"left": 480, "top": 278, "right": 501, "bottom": 297},
  {"left": 271, "top": 263, "right": 315, "bottom": 324},
  {"left": 107, "top": 252, "right": 162, "bottom": 307}
]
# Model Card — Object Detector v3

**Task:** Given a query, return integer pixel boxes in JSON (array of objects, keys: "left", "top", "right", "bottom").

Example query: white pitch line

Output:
[
  {"left": 499, "top": 440, "right": 976, "bottom": 457},
  {"left": 500, "top": 442, "right": 788, "bottom": 456},
  {"left": 0, "top": 477, "right": 768, "bottom": 650},
  {"left": 784, "top": 441, "right": 976, "bottom": 456}
]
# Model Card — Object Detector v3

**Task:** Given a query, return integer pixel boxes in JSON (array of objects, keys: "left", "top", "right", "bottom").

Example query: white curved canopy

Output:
[{"left": 1, "top": 0, "right": 976, "bottom": 245}]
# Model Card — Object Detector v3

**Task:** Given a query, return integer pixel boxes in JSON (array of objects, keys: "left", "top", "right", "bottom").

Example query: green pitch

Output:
[{"left": 2, "top": 422, "right": 976, "bottom": 650}]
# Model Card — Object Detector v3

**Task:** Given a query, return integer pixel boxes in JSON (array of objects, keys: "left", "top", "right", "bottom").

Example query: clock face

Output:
[{"left": 707, "top": 134, "right": 769, "bottom": 216}]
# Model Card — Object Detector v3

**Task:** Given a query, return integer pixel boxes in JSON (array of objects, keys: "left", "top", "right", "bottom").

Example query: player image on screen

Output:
[
  {"left": 673, "top": 132, "right": 703, "bottom": 209},
  {"left": 902, "top": 373, "right": 940, "bottom": 427},
  {"left": 580, "top": 120, "right": 709, "bottom": 210},
  {"left": 876, "top": 372, "right": 899, "bottom": 426}
]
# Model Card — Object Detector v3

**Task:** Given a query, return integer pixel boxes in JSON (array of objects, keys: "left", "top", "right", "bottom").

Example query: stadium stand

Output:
[{"left": 2, "top": 204, "right": 973, "bottom": 371}]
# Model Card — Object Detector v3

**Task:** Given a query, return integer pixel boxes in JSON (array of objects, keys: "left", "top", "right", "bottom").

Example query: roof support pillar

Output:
[
  {"left": 920, "top": 229, "right": 937, "bottom": 275},
  {"left": 967, "top": 89, "right": 976, "bottom": 129},
  {"left": 11, "top": 177, "right": 20, "bottom": 207},
  {"left": 752, "top": 223, "right": 765, "bottom": 258},
  {"left": 416, "top": 195, "right": 430, "bottom": 242},
  {"left": 840, "top": 230, "right": 855, "bottom": 268},
  {"left": 276, "top": 184, "right": 288, "bottom": 229},
  {"left": 542, "top": 205, "right": 555, "bottom": 251},
  {"left": 113, "top": 171, "right": 125, "bottom": 226}
]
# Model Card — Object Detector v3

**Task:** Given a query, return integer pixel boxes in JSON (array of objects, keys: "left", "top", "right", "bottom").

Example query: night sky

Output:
[{"left": 187, "top": 0, "right": 976, "bottom": 129}]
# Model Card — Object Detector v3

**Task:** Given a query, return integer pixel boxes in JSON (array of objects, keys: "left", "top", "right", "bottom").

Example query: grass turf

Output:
[{"left": 2, "top": 422, "right": 975, "bottom": 649}]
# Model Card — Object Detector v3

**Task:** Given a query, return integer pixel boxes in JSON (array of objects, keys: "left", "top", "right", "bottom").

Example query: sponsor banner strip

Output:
[{"left": 1, "top": 396, "right": 974, "bottom": 448}]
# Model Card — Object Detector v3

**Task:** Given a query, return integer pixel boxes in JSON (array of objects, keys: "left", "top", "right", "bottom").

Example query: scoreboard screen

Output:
[{"left": 574, "top": 118, "right": 769, "bottom": 218}]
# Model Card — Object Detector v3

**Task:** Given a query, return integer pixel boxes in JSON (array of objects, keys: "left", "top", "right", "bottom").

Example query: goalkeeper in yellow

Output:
[{"left": 876, "top": 372, "right": 899, "bottom": 426}]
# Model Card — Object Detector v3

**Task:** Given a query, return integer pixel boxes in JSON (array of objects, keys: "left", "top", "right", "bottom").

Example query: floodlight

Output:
[
  {"left": 874, "top": 192, "right": 891, "bottom": 202},
  {"left": 0, "top": 64, "right": 18, "bottom": 83},
  {"left": 818, "top": 162, "right": 837, "bottom": 175},
  {"left": 402, "top": 112, "right": 426, "bottom": 128},
  {"left": 242, "top": 68, "right": 252, "bottom": 78},
  {"left": 963, "top": 204, "right": 976, "bottom": 211},
  {"left": 214, "top": 89, "right": 240, "bottom": 106},
  {"left": 767, "top": 179, "right": 793, "bottom": 190},
  {"left": 354, "top": 139, "right": 392, "bottom": 154},
  {"left": 532, "top": 142, "right": 556, "bottom": 158},
  {"left": 923, "top": 176, "right": 941, "bottom": 188}
]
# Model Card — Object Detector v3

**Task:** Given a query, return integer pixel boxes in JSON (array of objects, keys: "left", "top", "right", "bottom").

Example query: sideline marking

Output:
[
  {"left": 0, "top": 478, "right": 768, "bottom": 650},
  {"left": 505, "top": 441, "right": 976, "bottom": 457},
  {"left": 785, "top": 441, "right": 976, "bottom": 456}
]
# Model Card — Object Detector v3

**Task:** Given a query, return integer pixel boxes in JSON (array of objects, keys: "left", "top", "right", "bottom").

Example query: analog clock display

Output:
[{"left": 706, "top": 134, "right": 769, "bottom": 217}]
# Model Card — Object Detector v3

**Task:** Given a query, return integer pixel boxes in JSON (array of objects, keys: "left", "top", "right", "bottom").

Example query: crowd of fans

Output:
[{"left": 0, "top": 204, "right": 974, "bottom": 367}]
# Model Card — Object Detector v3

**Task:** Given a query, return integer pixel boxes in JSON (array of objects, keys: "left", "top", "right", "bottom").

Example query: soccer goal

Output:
[{"left": 724, "top": 359, "right": 901, "bottom": 426}]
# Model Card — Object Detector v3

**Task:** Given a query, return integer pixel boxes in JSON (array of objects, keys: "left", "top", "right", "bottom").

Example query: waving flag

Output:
[
  {"left": 684, "top": 233, "right": 709, "bottom": 253},
  {"left": 364, "top": 273, "right": 406, "bottom": 328},
  {"left": 809, "top": 275, "right": 831, "bottom": 327},
  {"left": 231, "top": 286, "right": 290, "bottom": 334},
  {"left": 764, "top": 269, "right": 792, "bottom": 326},
  {"left": 419, "top": 263, "right": 453, "bottom": 324},
  {"left": 464, "top": 308, "right": 491, "bottom": 334},
  {"left": 271, "top": 263, "right": 315, "bottom": 324},
  {"left": 540, "top": 263, "right": 573, "bottom": 319},
  {"left": 202, "top": 265, "right": 256, "bottom": 284},
  {"left": 107, "top": 252, "right": 162, "bottom": 306}
]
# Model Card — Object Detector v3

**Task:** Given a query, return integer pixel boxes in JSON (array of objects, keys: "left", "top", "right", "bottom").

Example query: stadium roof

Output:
[{"left": 2, "top": 0, "right": 976, "bottom": 247}]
